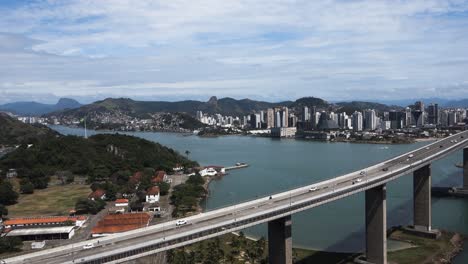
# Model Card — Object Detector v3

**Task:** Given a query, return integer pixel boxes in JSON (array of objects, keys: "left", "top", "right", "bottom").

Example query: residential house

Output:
[
  {"left": 88, "top": 189, "right": 106, "bottom": 201},
  {"left": 146, "top": 186, "right": 160, "bottom": 203},
  {"left": 115, "top": 199, "right": 129, "bottom": 207}
]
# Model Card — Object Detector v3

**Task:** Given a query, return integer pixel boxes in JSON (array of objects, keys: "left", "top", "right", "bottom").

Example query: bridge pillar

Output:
[
  {"left": 268, "top": 215, "right": 292, "bottom": 264},
  {"left": 413, "top": 165, "right": 431, "bottom": 231},
  {"left": 365, "top": 184, "right": 387, "bottom": 264},
  {"left": 464, "top": 148, "right": 468, "bottom": 189}
]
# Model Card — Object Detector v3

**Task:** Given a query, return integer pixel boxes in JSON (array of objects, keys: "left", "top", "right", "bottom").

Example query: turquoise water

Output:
[{"left": 51, "top": 126, "right": 468, "bottom": 254}]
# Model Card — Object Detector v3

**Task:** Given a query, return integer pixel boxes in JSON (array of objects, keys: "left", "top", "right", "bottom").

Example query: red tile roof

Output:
[
  {"left": 92, "top": 213, "right": 150, "bottom": 234},
  {"left": 5, "top": 216, "right": 87, "bottom": 226},
  {"left": 146, "top": 186, "right": 160, "bottom": 195},
  {"left": 115, "top": 199, "right": 128, "bottom": 204},
  {"left": 151, "top": 170, "right": 166, "bottom": 183},
  {"left": 130, "top": 171, "right": 142, "bottom": 184},
  {"left": 88, "top": 189, "right": 106, "bottom": 199}
]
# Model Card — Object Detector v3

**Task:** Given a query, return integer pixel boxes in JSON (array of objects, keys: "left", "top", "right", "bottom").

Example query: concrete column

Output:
[
  {"left": 464, "top": 148, "right": 468, "bottom": 189},
  {"left": 268, "top": 215, "right": 292, "bottom": 264},
  {"left": 366, "top": 185, "right": 387, "bottom": 264},
  {"left": 413, "top": 165, "right": 431, "bottom": 231}
]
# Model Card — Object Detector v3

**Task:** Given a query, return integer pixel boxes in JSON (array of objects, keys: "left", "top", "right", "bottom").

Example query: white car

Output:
[
  {"left": 408, "top": 154, "right": 414, "bottom": 158},
  {"left": 309, "top": 187, "right": 318, "bottom": 192},
  {"left": 83, "top": 243, "right": 94, "bottom": 249},
  {"left": 176, "top": 219, "right": 188, "bottom": 226},
  {"left": 352, "top": 178, "right": 362, "bottom": 184}
]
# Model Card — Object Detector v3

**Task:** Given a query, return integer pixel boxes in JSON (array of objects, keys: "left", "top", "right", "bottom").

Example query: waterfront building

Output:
[
  {"left": 302, "top": 106, "right": 310, "bottom": 122},
  {"left": 274, "top": 107, "right": 289, "bottom": 128},
  {"left": 266, "top": 108, "right": 274, "bottom": 128},
  {"left": 270, "top": 127, "right": 297, "bottom": 138},
  {"left": 352, "top": 111, "right": 363, "bottom": 132},
  {"left": 364, "top": 109, "right": 377, "bottom": 130}
]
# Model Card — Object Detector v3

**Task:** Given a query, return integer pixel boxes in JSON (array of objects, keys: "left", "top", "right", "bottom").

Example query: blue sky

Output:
[{"left": 1, "top": 0, "right": 468, "bottom": 104}]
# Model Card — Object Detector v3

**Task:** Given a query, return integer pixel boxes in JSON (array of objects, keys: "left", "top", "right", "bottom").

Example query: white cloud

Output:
[{"left": 1, "top": 0, "right": 468, "bottom": 102}]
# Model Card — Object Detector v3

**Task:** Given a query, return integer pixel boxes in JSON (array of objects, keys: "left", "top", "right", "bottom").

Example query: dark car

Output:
[{"left": 382, "top": 167, "right": 389, "bottom": 171}]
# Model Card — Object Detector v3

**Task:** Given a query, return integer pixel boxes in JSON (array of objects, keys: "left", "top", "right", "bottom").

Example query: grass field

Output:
[
  {"left": 388, "top": 230, "right": 461, "bottom": 264},
  {"left": 7, "top": 184, "right": 90, "bottom": 217}
]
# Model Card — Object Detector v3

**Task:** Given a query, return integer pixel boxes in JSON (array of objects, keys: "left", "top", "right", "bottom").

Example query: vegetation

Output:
[
  {"left": 168, "top": 233, "right": 267, "bottom": 264},
  {"left": 6, "top": 184, "right": 90, "bottom": 217},
  {"left": 75, "top": 198, "right": 106, "bottom": 214},
  {"left": 388, "top": 229, "right": 462, "bottom": 264},
  {"left": 170, "top": 174, "right": 206, "bottom": 217},
  {"left": 336, "top": 101, "right": 402, "bottom": 115},
  {"left": 0, "top": 113, "right": 57, "bottom": 145},
  {"left": 0, "top": 204, "right": 8, "bottom": 218},
  {"left": 0, "top": 237, "right": 22, "bottom": 254},
  {"left": 0, "top": 133, "right": 198, "bottom": 197},
  {"left": 0, "top": 181, "right": 18, "bottom": 205}
]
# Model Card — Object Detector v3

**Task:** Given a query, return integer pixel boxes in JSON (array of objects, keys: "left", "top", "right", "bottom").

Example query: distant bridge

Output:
[{"left": 5, "top": 131, "right": 468, "bottom": 264}]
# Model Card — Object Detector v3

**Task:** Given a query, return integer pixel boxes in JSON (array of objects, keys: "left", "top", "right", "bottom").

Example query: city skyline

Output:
[{"left": 1, "top": 1, "right": 468, "bottom": 103}]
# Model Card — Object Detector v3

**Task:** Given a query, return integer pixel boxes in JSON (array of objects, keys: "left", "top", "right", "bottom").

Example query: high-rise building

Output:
[
  {"left": 427, "top": 103, "right": 439, "bottom": 125},
  {"left": 273, "top": 107, "right": 289, "bottom": 128},
  {"left": 440, "top": 110, "right": 449, "bottom": 127},
  {"left": 364, "top": 109, "right": 377, "bottom": 130},
  {"left": 302, "top": 106, "right": 310, "bottom": 122},
  {"left": 266, "top": 108, "right": 274, "bottom": 128},
  {"left": 338, "top": 112, "right": 349, "bottom": 129},
  {"left": 249, "top": 113, "right": 262, "bottom": 129},
  {"left": 404, "top": 107, "right": 412, "bottom": 127},
  {"left": 196, "top": 111, "right": 203, "bottom": 120},
  {"left": 389, "top": 111, "right": 403, "bottom": 129},
  {"left": 412, "top": 111, "right": 425, "bottom": 127},
  {"left": 448, "top": 112, "right": 458, "bottom": 126},
  {"left": 352, "top": 111, "right": 363, "bottom": 132},
  {"left": 415, "top": 101, "right": 425, "bottom": 112}
]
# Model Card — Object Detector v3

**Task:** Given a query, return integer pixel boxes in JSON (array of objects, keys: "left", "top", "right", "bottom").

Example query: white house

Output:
[
  {"left": 199, "top": 167, "right": 217, "bottom": 177},
  {"left": 115, "top": 199, "right": 129, "bottom": 207},
  {"left": 146, "top": 186, "right": 160, "bottom": 203},
  {"left": 199, "top": 166, "right": 225, "bottom": 177},
  {"left": 172, "top": 164, "right": 184, "bottom": 172}
]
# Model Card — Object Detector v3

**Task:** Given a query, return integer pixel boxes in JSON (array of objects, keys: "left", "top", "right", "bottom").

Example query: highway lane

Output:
[{"left": 6, "top": 131, "right": 468, "bottom": 264}]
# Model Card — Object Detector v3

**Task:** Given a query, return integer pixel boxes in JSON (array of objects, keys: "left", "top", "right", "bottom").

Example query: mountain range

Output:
[
  {"left": 3, "top": 96, "right": 467, "bottom": 119},
  {"left": 0, "top": 98, "right": 82, "bottom": 116},
  {"left": 44, "top": 96, "right": 402, "bottom": 119}
]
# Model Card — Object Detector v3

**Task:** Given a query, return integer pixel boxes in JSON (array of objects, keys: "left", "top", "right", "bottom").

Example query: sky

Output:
[{"left": 1, "top": 0, "right": 468, "bottom": 104}]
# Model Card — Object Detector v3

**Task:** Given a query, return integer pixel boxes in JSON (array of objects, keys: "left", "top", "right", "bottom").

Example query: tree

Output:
[
  {"left": 75, "top": 198, "right": 105, "bottom": 214},
  {"left": 185, "top": 150, "right": 191, "bottom": 158},
  {"left": 90, "top": 165, "right": 111, "bottom": 183},
  {"left": 20, "top": 180, "right": 34, "bottom": 194},
  {"left": 0, "top": 237, "right": 22, "bottom": 254},
  {"left": 0, "top": 204, "right": 8, "bottom": 218},
  {"left": 255, "top": 237, "right": 266, "bottom": 262},
  {"left": 186, "top": 174, "right": 204, "bottom": 185},
  {"left": 157, "top": 182, "right": 170, "bottom": 196},
  {"left": 31, "top": 176, "right": 49, "bottom": 189},
  {"left": 0, "top": 181, "right": 18, "bottom": 205}
]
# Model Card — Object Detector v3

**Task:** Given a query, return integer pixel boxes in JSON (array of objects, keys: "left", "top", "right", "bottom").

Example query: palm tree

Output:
[{"left": 185, "top": 150, "right": 191, "bottom": 158}]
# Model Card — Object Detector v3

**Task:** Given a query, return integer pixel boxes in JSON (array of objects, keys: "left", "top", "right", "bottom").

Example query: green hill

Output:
[
  {"left": 0, "top": 113, "right": 57, "bottom": 145},
  {"left": 0, "top": 116, "right": 197, "bottom": 189},
  {"left": 46, "top": 97, "right": 293, "bottom": 118},
  {"left": 336, "top": 101, "right": 402, "bottom": 115}
]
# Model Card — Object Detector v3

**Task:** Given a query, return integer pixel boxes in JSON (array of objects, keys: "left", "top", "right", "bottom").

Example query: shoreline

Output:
[{"left": 52, "top": 124, "right": 439, "bottom": 145}]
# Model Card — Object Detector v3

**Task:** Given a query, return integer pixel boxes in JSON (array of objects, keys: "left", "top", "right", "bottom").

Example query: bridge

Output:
[{"left": 5, "top": 131, "right": 468, "bottom": 264}]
